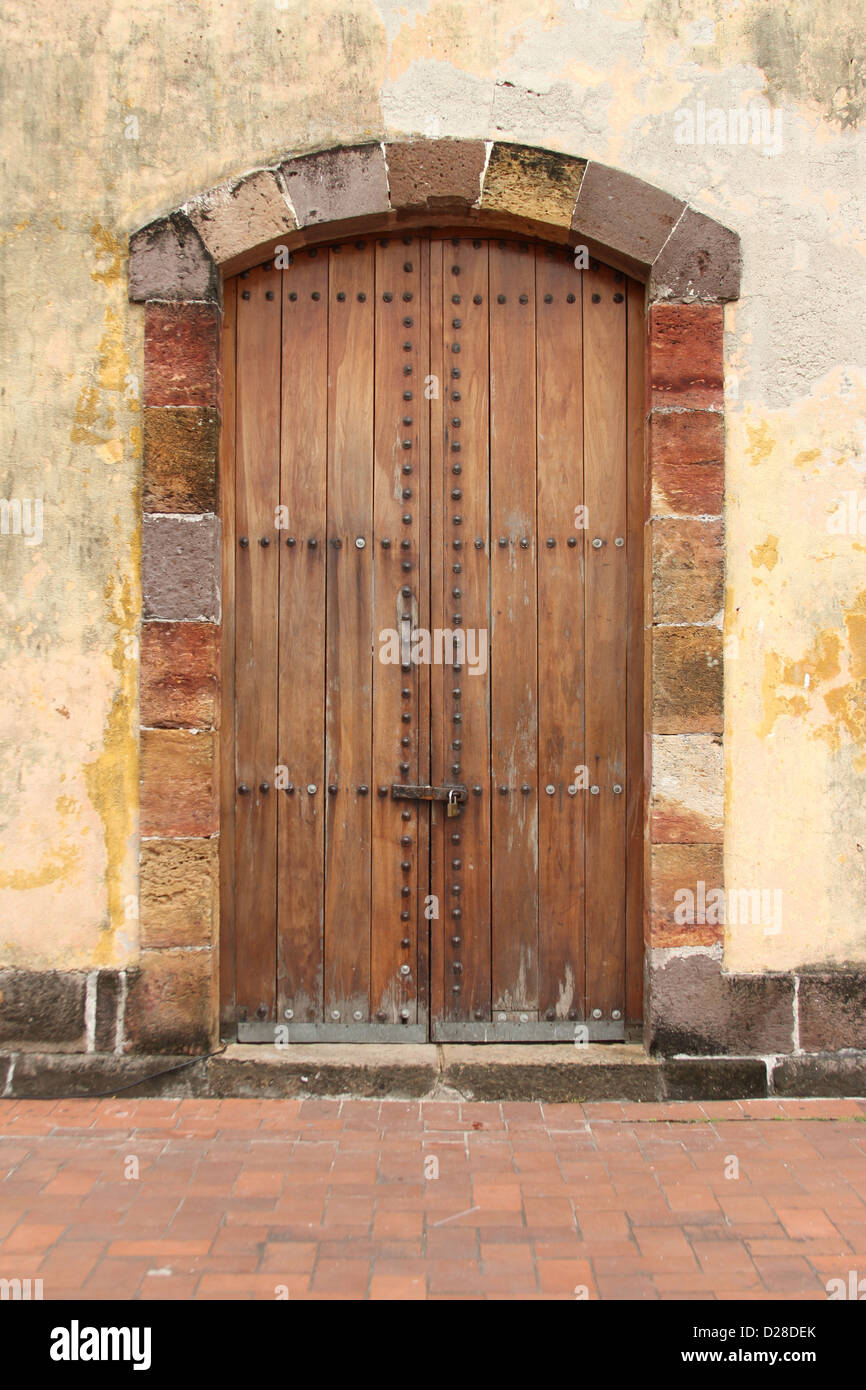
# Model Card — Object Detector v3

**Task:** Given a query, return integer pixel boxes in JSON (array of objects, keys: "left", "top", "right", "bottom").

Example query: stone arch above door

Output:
[{"left": 128, "top": 140, "right": 736, "bottom": 1055}]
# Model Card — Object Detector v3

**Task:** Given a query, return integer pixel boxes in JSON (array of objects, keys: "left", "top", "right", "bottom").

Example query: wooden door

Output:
[{"left": 224, "top": 234, "right": 643, "bottom": 1043}]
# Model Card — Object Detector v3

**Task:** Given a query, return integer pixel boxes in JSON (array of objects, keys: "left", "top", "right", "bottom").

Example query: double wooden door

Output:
[{"left": 222, "top": 233, "right": 644, "bottom": 1042}]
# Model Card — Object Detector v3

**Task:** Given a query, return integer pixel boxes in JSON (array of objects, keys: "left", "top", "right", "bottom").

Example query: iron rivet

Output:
[
  {"left": 592, "top": 293, "right": 601, "bottom": 303},
  {"left": 592, "top": 1009, "right": 602, "bottom": 1020},
  {"left": 590, "top": 785, "right": 599, "bottom": 795},
  {"left": 521, "top": 784, "right": 531, "bottom": 794},
  {"left": 498, "top": 786, "right": 508, "bottom": 795},
  {"left": 403, "top": 514, "right": 412, "bottom": 525},
  {"left": 307, "top": 784, "right": 317, "bottom": 794},
  {"left": 381, "top": 538, "right": 391, "bottom": 548},
  {"left": 614, "top": 292, "right": 624, "bottom": 303},
  {"left": 328, "top": 784, "right": 338, "bottom": 795},
  {"left": 498, "top": 537, "right": 507, "bottom": 547},
  {"left": 286, "top": 536, "right": 296, "bottom": 547},
  {"left": 568, "top": 785, "right": 577, "bottom": 796},
  {"left": 357, "top": 292, "right": 366, "bottom": 302},
  {"left": 358, "top": 785, "right": 368, "bottom": 795},
  {"left": 567, "top": 536, "right": 577, "bottom": 547},
  {"left": 331, "top": 537, "right": 342, "bottom": 549},
  {"left": 401, "top": 938, "right": 411, "bottom": 948},
  {"left": 238, "top": 783, "right": 249, "bottom": 795},
  {"left": 259, "top": 782, "right": 270, "bottom": 794},
  {"left": 308, "top": 538, "right": 318, "bottom": 549},
  {"left": 355, "top": 536, "right": 366, "bottom": 549},
  {"left": 612, "top": 1010, "right": 622, "bottom": 1020},
  {"left": 613, "top": 784, "right": 623, "bottom": 794},
  {"left": 241, "top": 290, "right": 251, "bottom": 300},
  {"left": 239, "top": 536, "right": 249, "bottom": 548},
  {"left": 400, "top": 911, "right": 409, "bottom": 921},
  {"left": 544, "top": 294, "right": 553, "bottom": 304},
  {"left": 567, "top": 293, "right": 575, "bottom": 303},
  {"left": 285, "top": 783, "right": 294, "bottom": 794},
  {"left": 545, "top": 784, "right": 556, "bottom": 795},
  {"left": 519, "top": 294, "right": 528, "bottom": 304},
  {"left": 451, "top": 936, "right": 462, "bottom": 947},
  {"left": 312, "top": 292, "right": 321, "bottom": 301},
  {"left": 266, "top": 290, "right": 275, "bottom": 300},
  {"left": 331, "top": 1010, "right": 340, "bottom": 1020},
  {"left": 592, "top": 537, "right": 603, "bottom": 548},
  {"left": 400, "top": 964, "right": 410, "bottom": 975},
  {"left": 474, "top": 537, "right": 484, "bottom": 549},
  {"left": 353, "top": 1011, "right": 363, "bottom": 1021},
  {"left": 259, "top": 536, "right": 270, "bottom": 547},
  {"left": 403, "top": 292, "right": 413, "bottom": 302},
  {"left": 520, "top": 538, "right": 529, "bottom": 549},
  {"left": 452, "top": 908, "right": 462, "bottom": 919},
  {"left": 473, "top": 294, "right": 482, "bottom": 304},
  {"left": 337, "top": 291, "right": 346, "bottom": 301},
  {"left": 615, "top": 537, "right": 624, "bottom": 547},
  {"left": 256, "top": 1005, "right": 267, "bottom": 1020},
  {"left": 546, "top": 537, "right": 555, "bottom": 547},
  {"left": 284, "top": 1009, "right": 293, "bottom": 1020},
  {"left": 377, "top": 1010, "right": 387, "bottom": 1021},
  {"left": 289, "top": 292, "right": 297, "bottom": 301},
  {"left": 498, "top": 1013, "right": 506, "bottom": 1022},
  {"left": 383, "top": 292, "right": 393, "bottom": 302},
  {"left": 520, "top": 1013, "right": 529, "bottom": 1022},
  {"left": 473, "top": 785, "right": 481, "bottom": 796},
  {"left": 400, "top": 1008, "right": 411, "bottom": 1020}
]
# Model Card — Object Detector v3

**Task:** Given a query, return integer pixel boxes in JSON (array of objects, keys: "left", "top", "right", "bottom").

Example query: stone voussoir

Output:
[
  {"left": 650, "top": 205, "right": 741, "bottom": 304},
  {"left": 573, "top": 162, "right": 684, "bottom": 268},
  {"left": 280, "top": 142, "right": 390, "bottom": 226},
  {"left": 482, "top": 142, "right": 587, "bottom": 227},
  {"left": 384, "top": 138, "right": 487, "bottom": 210},
  {"left": 185, "top": 167, "right": 298, "bottom": 265},
  {"left": 129, "top": 212, "right": 220, "bottom": 304}
]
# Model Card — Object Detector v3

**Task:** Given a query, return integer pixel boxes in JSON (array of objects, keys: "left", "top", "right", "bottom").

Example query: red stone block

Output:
[
  {"left": 144, "top": 303, "right": 221, "bottom": 408},
  {"left": 648, "top": 305, "right": 724, "bottom": 410}
]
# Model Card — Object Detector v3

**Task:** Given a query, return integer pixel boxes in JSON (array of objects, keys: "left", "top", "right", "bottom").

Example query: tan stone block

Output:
[
  {"left": 143, "top": 407, "right": 219, "bottom": 513},
  {"left": 140, "top": 729, "right": 218, "bottom": 837},
  {"left": 651, "top": 734, "right": 723, "bottom": 844},
  {"left": 650, "top": 843, "right": 724, "bottom": 947},
  {"left": 482, "top": 143, "right": 586, "bottom": 226},
  {"left": 385, "top": 139, "right": 486, "bottom": 209},
  {"left": 651, "top": 626, "right": 723, "bottom": 734},
  {"left": 124, "top": 949, "right": 217, "bottom": 1054},
  {"left": 140, "top": 839, "right": 218, "bottom": 948},
  {"left": 140, "top": 621, "right": 219, "bottom": 729},
  {"left": 186, "top": 169, "right": 297, "bottom": 264},
  {"left": 651, "top": 518, "right": 724, "bottom": 624}
]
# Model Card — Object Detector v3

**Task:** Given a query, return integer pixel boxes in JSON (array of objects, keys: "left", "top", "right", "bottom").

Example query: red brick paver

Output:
[{"left": 1, "top": 1097, "right": 865, "bottom": 1300}]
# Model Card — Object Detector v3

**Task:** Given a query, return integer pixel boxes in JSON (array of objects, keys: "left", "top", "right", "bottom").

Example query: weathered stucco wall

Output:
[{"left": 1, "top": 0, "right": 864, "bottom": 977}]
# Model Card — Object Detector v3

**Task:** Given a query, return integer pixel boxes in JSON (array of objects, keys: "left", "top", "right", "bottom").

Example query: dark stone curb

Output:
[{"left": 4, "top": 1046, "right": 862, "bottom": 1101}]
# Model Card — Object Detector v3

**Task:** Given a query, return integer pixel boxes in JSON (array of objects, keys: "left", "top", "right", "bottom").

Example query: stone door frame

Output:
[{"left": 129, "top": 140, "right": 737, "bottom": 1054}]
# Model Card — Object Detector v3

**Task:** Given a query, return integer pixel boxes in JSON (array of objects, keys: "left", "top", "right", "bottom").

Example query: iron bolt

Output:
[
  {"left": 307, "top": 784, "right": 317, "bottom": 794},
  {"left": 545, "top": 784, "right": 556, "bottom": 795},
  {"left": 590, "top": 785, "right": 599, "bottom": 795},
  {"left": 614, "top": 536, "right": 624, "bottom": 547},
  {"left": 612, "top": 1009, "right": 622, "bottom": 1020},
  {"left": 238, "top": 784, "right": 250, "bottom": 795},
  {"left": 355, "top": 536, "right": 366, "bottom": 549},
  {"left": 592, "top": 537, "right": 602, "bottom": 548},
  {"left": 591, "top": 1008, "right": 602, "bottom": 1020}
]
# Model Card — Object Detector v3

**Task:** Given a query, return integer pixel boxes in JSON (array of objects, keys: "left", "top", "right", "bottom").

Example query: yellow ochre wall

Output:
[{"left": 1, "top": 0, "right": 864, "bottom": 974}]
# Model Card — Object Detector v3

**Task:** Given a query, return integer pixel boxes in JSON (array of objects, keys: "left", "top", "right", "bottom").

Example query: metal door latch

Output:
[{"left": 390, "top": 782, "right": 468, "bottom": 812}]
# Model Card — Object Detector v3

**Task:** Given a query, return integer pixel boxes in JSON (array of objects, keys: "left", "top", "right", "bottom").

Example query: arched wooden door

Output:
[{"left": 222, "top": 233, "right": 644, "bottom": 1042}]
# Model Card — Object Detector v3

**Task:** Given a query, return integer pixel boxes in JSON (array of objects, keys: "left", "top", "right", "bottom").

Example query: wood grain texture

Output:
[
  {"left": 583, "top": 262, "right": 628, "bottom": 1019},
  {"left": 536, "top": 245, "right": 586, "bottom": 1022},
  {"left": 234, "top": 262, "right": 281, "bottom": 1024},
  {"left": 489, "top": 240, "right": 539, "bottom": 1011},
  {"left": 277, "top": 249, "right": 328, "bottom": 1023}
]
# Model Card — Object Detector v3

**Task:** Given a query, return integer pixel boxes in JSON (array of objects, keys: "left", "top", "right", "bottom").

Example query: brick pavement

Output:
[{"left": 1, "top": 1096, "right": 865, "bottom": 1300}]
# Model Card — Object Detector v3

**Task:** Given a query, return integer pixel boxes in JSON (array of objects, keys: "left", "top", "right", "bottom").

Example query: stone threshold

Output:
[{"left": 3, "top": 1044, "right": 865, "bottom": 1102}]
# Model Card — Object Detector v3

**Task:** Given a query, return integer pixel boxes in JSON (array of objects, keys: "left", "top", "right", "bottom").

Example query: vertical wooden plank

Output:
[
  {"left": 431, "top": 236, "right": 491, "bottom": 1024},
  {"left": 626, "top": 277, "right": 646, "bottom": 1026},
  {"left": 371, "top": 234, "right": 429, "bottom": 1023},
  {"left": 219, "top": 274, "right": 237, "bottom": 1032},
  {"left": 583, "top": 262, "right": 628, "bottom": 1021},
  {"left": 429, "top": 239, "right": 447, "bottom": 1030},
  {"left": 536, "top": 245, "right": 586, "bottom": 1022},
  {"left": 277, "top": 249, "right": 329, "bottom": 1023},
  {"left": 234, "top": 262, "right": 281, "bottom": 1023},
  {"left": 324, "top": 240, "right": 375, "bottom": 1022},
  {"left": 489, "top": 240, "right": 538, "bottom": 1011}
]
